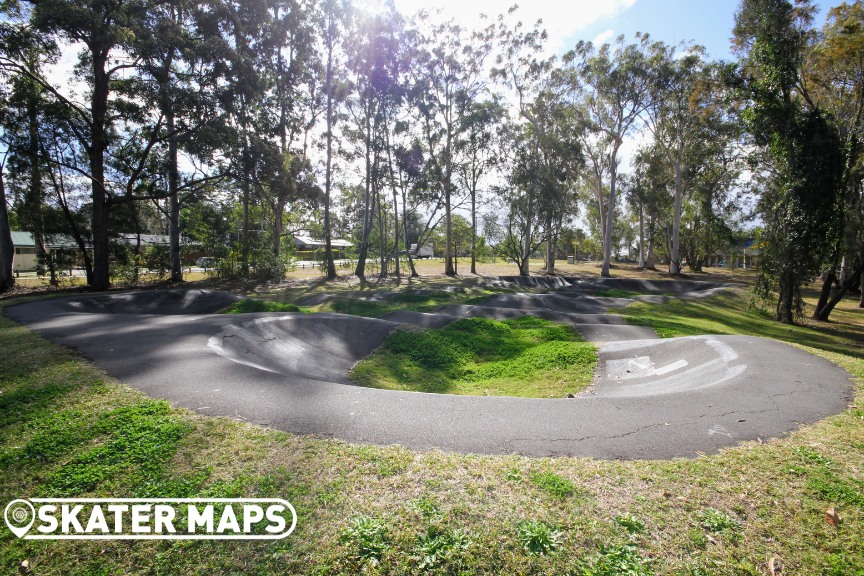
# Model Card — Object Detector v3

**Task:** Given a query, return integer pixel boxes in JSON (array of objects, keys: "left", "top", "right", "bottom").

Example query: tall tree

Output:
[
  {"left": 807, "top": 1, "right": 864, "bottom": 318},
  {"left": 415, "top": 14, "right": 493, "bottom": 276},
  {"left": 457, "top": 99, "right": 505, "bottom": 274},
  {"left": 563, "top": 35, "right": 650, "bottom": 277},
  {"left": 734, "top": 0, "right": 844, "bottom": 323}
]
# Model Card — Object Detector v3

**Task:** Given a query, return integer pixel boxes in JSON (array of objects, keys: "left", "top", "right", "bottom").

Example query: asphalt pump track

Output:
[{"left": 4, "top": 278, "right": 854, "bottom": 459}]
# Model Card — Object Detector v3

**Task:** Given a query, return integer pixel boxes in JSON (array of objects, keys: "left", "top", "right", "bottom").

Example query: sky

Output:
[{"left": 393, "top": 0, "right": 840, "bottom": 59}]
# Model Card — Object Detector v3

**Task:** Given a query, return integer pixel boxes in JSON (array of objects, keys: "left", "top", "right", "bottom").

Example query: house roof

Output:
[
  {"left": 11, "top": 231, "right": 80, "bottom": 249},
  {"left": 120, "top": 233, "right": 170, "bottom": 245},
  {"left": 293, "top": 235, "right": 353, "bottom": 248}
]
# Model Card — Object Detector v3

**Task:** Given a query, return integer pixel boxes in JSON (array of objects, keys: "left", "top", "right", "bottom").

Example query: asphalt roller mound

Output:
[{"left": 3, "top": 284, "right": 854, "bottom": 459}]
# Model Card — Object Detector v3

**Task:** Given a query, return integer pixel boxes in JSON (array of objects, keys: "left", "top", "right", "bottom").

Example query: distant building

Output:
[
  {"left": 409, "top": 243, "right": 434, "bottom": 258},
  {"left": 292, "top": 233, "right": 352, "bottom": 258},
  {"left": 704, "top": 239, "right": 762, "bottom": 269},
  {"left": 120, "top": 233, "right": 171, "bottom": 248},
  {"left": 10, "top": 231, "right": 81, "bottom": 272}
]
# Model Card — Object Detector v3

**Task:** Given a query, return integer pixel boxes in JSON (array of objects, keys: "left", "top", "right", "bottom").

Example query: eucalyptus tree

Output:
[
  {"left": 414, "top": 14, "right": 494, "bottom": 276},
  {"left": 319, "top": 0, "right": 351, "bottom": 279},
  {"left": 562, "top": 35, "right": 651, "bottom": 277},
  {"left": 531, "top": 92, "right": 582, "bottom": 274},
  {"left": 491, "top": 12, "right": 556, "bottom": 275},
  {"left": 734, "top": 0, "right": 844, "bottom": 324},
  {"left": 628, "top": 146, "right": 674, "bottom": 268},
  {"left": 343, "top": 4, "right": 404, "bottom": 280},
  {"left": 642, "top": 42, "right": 715, "bottom": 274},
  {"left": 457, "top": 98, "right": 506, "bottom": 274},
  {"left": 807, "top": 1, "right": 864, "bottom": 317}
]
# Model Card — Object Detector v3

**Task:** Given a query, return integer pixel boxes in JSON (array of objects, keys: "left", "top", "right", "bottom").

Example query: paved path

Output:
[{"left": 4, "top": 281, "right": 854, "bottom": 459}]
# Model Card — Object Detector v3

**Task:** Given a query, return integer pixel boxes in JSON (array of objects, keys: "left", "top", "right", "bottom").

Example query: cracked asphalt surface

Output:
[{"left": 4, "top": 281, "right": 855, "bottom": 459}]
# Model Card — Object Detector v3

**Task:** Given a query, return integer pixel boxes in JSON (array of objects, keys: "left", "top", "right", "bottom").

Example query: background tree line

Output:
[{"left": 0, "top": 0, "right": 861, "bottom": 324}]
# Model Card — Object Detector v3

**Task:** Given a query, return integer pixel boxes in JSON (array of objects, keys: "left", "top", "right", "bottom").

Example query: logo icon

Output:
[{"left": 4, "top": 499, "right": 35, "bottom": 538}]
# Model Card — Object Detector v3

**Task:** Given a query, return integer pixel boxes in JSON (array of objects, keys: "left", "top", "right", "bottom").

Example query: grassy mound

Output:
[
  {"left": 222, "top": 299, "right": 302, "bottom": 314},
  {"left": 348, "top": 316, "right": 597, "bottom": 397}
]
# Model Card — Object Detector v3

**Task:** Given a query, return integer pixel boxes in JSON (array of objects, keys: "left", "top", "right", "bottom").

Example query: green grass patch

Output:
[
  {"left": 348, "top": 316, "right": 597, "bottom": 397},
  {"left": 222, "top": 298, "right": 303, "bottom": 314},
  {"left": 615, "top": 290, "right": 864, "bottom": 357},
  {"left": 301, "top": 285, "right": 510, "bottom": 318},
  {"left": 592, "top": 288, "right": 644, "bottom": 298}
]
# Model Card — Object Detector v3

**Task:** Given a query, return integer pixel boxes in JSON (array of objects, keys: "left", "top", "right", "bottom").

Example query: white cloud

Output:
[
  {"left": 593, "top": 28, "right": 615, "bottom": 46},
  {"left": 393, "top": 0, "right": 637, "bottom": 52}
]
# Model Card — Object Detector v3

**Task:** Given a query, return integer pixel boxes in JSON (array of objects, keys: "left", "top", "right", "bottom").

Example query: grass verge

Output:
[
  {"left": 222, "top": 298, "right": 304, "bottom": 314},
  {"left": 348, "top": 317, "right": 597, "bottom": 397},
  {"left": 0, "top": 284, "right": 862, "bottom": 575}
]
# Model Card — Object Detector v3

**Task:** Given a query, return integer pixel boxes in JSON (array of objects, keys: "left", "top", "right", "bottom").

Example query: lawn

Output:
[
  {"left": 349, "top": 317, "right": 597, "bottom": 397},
  {"left": 0, "top": 279, "right": 862, "bottom": 575}
]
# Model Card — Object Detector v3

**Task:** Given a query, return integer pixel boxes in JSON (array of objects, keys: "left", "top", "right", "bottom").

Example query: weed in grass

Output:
[
  {"left": 614, "top": 514, "right": 647, "bottom": 535},
  {"left": 410, "top": 496, "right": 445, "bottom": 521},
  {"left": 414, "top": 526, "right": 472, "bottom": 570},
  {"left": 223, "top": 299, "right": 301, "bottom": 313},
  {"left": 516, "top": 519, "right": 562, "bottom": 556},
  {"left": 699, "top": 508, "right": 741, "bottom": 542},
  {"left": 340, "top": 515, "right": 389, "bottom": 563},
  {"left": 687, "top": 527, "right": 708, "bottom": 550},
  {"left": 531, "top": 471, "right": 577, "bottom": 499},
  {"left": 504, "top": 468, "right": 523, "bottom": 483},
  {"left": 586, "top": 544, "right": 653, "bottom": 576}
]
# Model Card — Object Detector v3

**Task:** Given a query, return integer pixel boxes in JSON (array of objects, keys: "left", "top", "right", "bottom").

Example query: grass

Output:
[
  {"left": 1, "top": 277, "right": 863, "bottom": 575},
  {"left": 222, "top": 298, "right": 303, "bottom": 314},
  {"left": 348, "top": 316, "right": 598, "bottom": 397},
  {"left": 615, "top": 289, "right": 864, "bottom": 358}
]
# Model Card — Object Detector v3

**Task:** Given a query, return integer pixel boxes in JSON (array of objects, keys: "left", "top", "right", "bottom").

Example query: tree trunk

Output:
[
  {"left": 376, "top": 179, "right": 387, "bottom": 277},
  {"left": 638, "top": 200, "right": 645, "bottom": 268},
  {"left": 272, "top": 202, "right": 284, "bottom": 256},
  {"left": 545, "top": 215, "right": 555, "bottom": 275},
  {"left": 354, "top": 114, "right": 374, "bottom": 281},
  {"left": 90, "top": 50, "right": 111, "bottom": 291},
  {"left": 392, "top": 186, "right": 400, "bottom": 280},
  {"left": 601, "top": 164, "right": 617, "bottom": 278},
  {"left": 470, "top": 186, "right": 477, "bottom": 275},
  {"left": 167, "top": 109, "right": 182, "bottom": 282},
  {"left": 813, "top": 270, "right": 836, "bottom": 320},
  {"left": 670, "top": 159, "right": 683, "bottom": 275},
  {"left": 323, "top": 16, "right": 337, "bottom": 280},
  {"left": 444, "top": 185, "right": 455, "bottom": 275},
  {"left": 814, "top": 263, "right": 864, "bottom": 321},
  {"left": 401, "top": 188, "right": 417, "bottom": 278},
  {"left": 0, "top": 165, "right": 14, "bottom": 292},
  {"left": 860, "top": 266, "right": 864, "bottom": 308}
]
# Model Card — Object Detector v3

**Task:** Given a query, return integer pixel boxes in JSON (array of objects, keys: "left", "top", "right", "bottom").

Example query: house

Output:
[
  {"left": 10, "top": 231, "right": 81, "bottom": 272},
  {"left": 292, "top": 233, "right": 352, "bottom": 259},
  {"left": 120, "top": 233, "right": 171, "bottom": 248}
]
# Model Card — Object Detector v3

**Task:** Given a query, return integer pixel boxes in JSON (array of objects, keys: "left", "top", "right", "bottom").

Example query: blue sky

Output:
[
  {"left": 395, "top": 0, "right": 842, "bottom": 60},
  {"left": 575, "top": 0, "right": 839, "bottom": 60}
]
